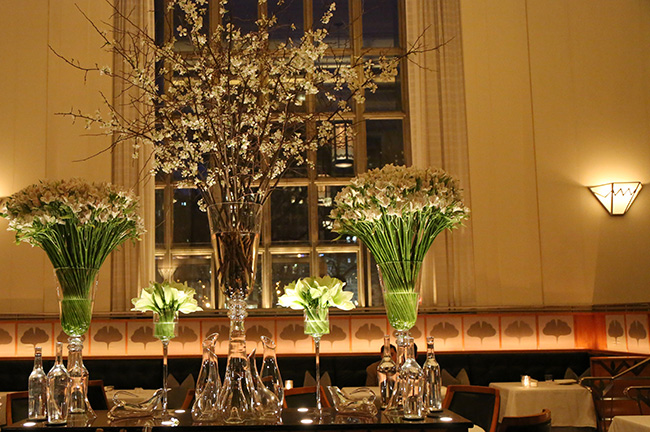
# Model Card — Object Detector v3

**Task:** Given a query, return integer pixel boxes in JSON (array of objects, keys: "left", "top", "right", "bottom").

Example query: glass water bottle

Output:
[
  {"left": 422, "top": 336, "right": 443, "bottom": 413},
  {"left": 400, "top": 336, "right": 424, "bottom": 420},
  {"left": 47, "top": 342, "right": 70, "bottom": 424},
  {"left": 376, "top": 335, "right": 397, "bottom": 410},
  {"left": 28, "top": 346, "right": 47, "bottom": 420}
]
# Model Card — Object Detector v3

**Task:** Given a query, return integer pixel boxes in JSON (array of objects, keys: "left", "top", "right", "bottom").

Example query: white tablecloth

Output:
[
  {"left": 489, "top": 381, "right": 597, "bottom": 428},
  {"left": 609, "top": 416, "right": 650, "bottom": 432}
]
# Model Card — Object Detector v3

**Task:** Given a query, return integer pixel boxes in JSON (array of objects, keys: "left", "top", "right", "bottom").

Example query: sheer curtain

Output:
[
  {"left": 110, "top": 0, "right": 156, "bottom": 310},
  {"left": 406, "top": 0, "right": 476, "bottom": 307}
]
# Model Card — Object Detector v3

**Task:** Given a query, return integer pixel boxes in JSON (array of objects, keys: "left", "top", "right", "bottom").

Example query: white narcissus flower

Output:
[{"left": 330, "top": 164, "right": 470, "bottom": 270}]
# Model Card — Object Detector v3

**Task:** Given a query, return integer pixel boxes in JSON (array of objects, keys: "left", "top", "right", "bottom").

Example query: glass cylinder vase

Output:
[
  {"left": 55, "top": 267, "right": 99, "bottom": 339},
  {"left": 153, "top": 310, "right": 179, "bottom": 342},
  {"left": 54, "top": 267, "right": 98, "bottom": 419},
  {"left": 377, "top": 261, "right": 422, "bottom": 343},
  {"left": 304, "top": 306, "right": 330, "bottom": 338},
  {"left": 207, "top": 202, "right": 262, "bottom": 304}
]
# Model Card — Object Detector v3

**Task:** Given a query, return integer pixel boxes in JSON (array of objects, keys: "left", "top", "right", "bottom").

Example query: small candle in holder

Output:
[
  {"left": 521, "top": 375, "right": 531, "bottom": 387},
  {"left": 285, "top": 379, "right": 294, "bottom": 390}
]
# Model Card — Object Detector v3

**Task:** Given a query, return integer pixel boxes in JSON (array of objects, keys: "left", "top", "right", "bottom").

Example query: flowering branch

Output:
[{"left": 54, "top": 0, "right": 433, "bottom": 209}]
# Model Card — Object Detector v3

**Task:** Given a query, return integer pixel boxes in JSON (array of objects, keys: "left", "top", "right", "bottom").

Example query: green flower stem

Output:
[
  {"left": 377, "top": 261, "right": 422, "bottom": 332},
  {"left": 304, "top": 307, "right": 330, "bottom": 337},
  {"left": 384, "top": 291, "right": 419, "bottom": 331},
  {"left": 154, "top": 322, "right": 177, "bottom": 341},
  {"left": 37, "top": 219, "right": 138, "bottom": 270},
  {"left": 154, "top": 310, "right": 178, "bottom": 341},
  {"left": 55, "top": 267, "right": 99, "bottom": 337}
]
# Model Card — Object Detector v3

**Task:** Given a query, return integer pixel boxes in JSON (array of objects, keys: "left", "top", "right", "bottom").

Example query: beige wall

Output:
[
  {"left": 1, "top": 1, "right": 649, "bottom": 314},
  {"left": 461, "top": 0, "right": 650, "bottom": 306},
  {"left": 0, "top": 1, "right": 113, "bottom": 313}
]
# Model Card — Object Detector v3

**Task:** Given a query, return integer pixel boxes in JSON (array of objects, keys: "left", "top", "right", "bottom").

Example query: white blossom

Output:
[{"left": 58, "top": 0, "right": 408, "bottom": 208}]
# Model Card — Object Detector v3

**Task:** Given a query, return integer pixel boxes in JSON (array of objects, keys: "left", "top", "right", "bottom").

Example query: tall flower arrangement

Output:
[
  {"left": 330, "top": 165, "right": 469, "bottom": 332},
  {"left": 330, "top": 164, "right": 469, "bottom": 263},
  {"left": 56, "top": 0, "right": 416, "bottom": 208},
  {"left": 1, "top": 179, "right": 143, "bottom": 270},
  {"left": 1, "top": 179, "right": 143, "bottom": 335}
]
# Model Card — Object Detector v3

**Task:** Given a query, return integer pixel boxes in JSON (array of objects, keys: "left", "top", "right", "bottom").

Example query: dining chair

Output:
[
  {"left": 87, "top": 379, "right": 109, "bottom": 410},
  {"left": 443, "top": 385, "right": 500, "bottom": 432},
  {"left": 5, "top": 391, "right": 29, "bottom": 424},
  {"left": 497, "top": 408, "right": 551, "bottom": 432},
  {"left": 581, "top": 356, "right": 650, "bottom": 432},
  {"left": 282, "top": 386, "right": 332, "bottom": 409},
  {"left": 624, "top": 385, "right": 650, "bottom": 414},
  {"left": 181, "top": 388, "right": 196, "bottom": 410}
]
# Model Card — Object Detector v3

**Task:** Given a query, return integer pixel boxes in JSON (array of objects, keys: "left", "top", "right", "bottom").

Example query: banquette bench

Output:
[{"left": 0, "top": 350, "right": 592, "bottom": 391}]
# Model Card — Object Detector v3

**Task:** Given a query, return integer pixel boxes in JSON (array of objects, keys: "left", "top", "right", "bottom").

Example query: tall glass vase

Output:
[
  {"left": 376, "top": 261, "right": 423, "bottom": 344},
  {"left": 54, "top": 267, "right": 98, "bottom": 419},
  {"left": 208, "top": 202, "right": 262, "bottom": 423},
  {"left": 304, "top": 306, "right": 330, "bottom": 414},
  {"left": 153, "top": 311, "right": 179, "bottom": 426}
]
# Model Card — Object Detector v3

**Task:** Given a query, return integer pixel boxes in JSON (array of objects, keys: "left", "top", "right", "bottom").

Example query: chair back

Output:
[
  {"left": 581, "top": 356, "right": 650, "bottom": 432},
  {"left": 443, "top": 385, "right": 500, "bottom": 432},
  {"left": 5, "top": 391, "right": 29, "bottom": 424},
  {"left": 624, "top": 386, "right": 650, "bottom": 415},
  {"left": 87, "top": 379, "right": 109, "bottom": 410},
  {"left": 181, "top": 388, "right": 196, "bottom": 410},
  {"left": 283, "top": 386, "right": 331, "bottom": 409},
  {"left": 497, "top": 408, "right": 551, "bottom": 432}
]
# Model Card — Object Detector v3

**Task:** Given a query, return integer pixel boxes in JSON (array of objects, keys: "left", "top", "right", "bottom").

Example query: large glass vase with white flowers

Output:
[
  {"left": 330, "top": 165, "right": 469, "bottom": 342},
  {"left": 1, "top": 178, "right": 143, "bottom": 417},
  {"left": 278, "top": 276, "right": 355, "bottom": 413},
  {"left": 132, "top": 281, "right": 202, "bottom": 424}
]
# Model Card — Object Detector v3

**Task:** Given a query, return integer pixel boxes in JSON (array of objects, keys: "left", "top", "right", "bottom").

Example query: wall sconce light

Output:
[{"left": 588, "top": 182, "right": 643, "bottom": 215}]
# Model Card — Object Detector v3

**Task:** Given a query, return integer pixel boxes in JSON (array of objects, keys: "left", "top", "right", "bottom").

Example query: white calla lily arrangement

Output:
[
  {"left": 278, "top": 276, "right": 355, "bottom": 337},
  {"left": 278, "top": 276, "right": 355, "bottom": 312},
  {"left": 132, "top": 281, "right": 203, "bottom": 322}
]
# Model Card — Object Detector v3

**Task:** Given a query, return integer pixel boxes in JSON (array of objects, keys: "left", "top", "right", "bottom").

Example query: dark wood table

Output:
[{"left": 4, "top": 409, "right": 473, "bottom": 432}]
